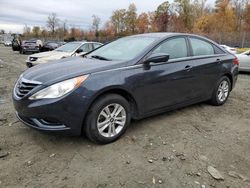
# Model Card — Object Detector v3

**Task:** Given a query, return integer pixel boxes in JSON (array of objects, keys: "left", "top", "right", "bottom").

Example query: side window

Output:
[
  {"left": 214, "top": 45, "right": 226, "bottom": 54},
  {"left": 79, "top": 44, "right": 90, "bottom": 52},
  {"left": 152, "top": 37, "right": 188, "bottom": 59},
  {"left": 190, "top": 38, "right": 215, "bottom": 56},
  {"left": 93, "top": 43, "right": 102, "bottom": 49}
]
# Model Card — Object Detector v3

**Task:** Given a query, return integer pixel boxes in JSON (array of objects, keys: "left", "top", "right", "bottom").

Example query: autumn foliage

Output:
[{"left": 22, "top": 0, "right": 250, "bottom": 47}]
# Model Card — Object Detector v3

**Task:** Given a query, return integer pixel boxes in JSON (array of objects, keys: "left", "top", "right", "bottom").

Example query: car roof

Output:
[
  {"left": 67, "top": 41, "right": 101, "bottom": 44},
  {"left": 131, "top": 32, "right": 178, "bottom": 38},
  {"left": 126, "top": 32, "right": 218, "bottom": 43}
]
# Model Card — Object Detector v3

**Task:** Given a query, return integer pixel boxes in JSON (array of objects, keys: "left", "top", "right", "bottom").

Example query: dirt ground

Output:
[{"left": 0, "top": 45, "right": 249, "bottom": 188}]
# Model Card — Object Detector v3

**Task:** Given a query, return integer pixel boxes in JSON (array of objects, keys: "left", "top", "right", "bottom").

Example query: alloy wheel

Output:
[
  {"left": 97, "top": 103, "right": 126, "bottom": 138},
  {"left": 217, "top": 80, "right": 229, "bottom": 102}
]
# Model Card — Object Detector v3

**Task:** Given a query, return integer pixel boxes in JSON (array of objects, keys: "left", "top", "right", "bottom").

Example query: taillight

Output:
[
  {"left": 233, "top": 58, "right": 239, "bottom": 65},
  {"left": 230, "top": 49, "right": 236, "bottom": 51}
]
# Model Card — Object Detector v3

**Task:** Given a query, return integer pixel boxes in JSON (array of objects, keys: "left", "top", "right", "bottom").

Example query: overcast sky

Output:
[{"left": 0, "top": 0, "right": 215, "bottom": 33}]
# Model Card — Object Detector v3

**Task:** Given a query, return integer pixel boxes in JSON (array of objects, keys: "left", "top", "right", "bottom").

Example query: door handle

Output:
[{"left": 184, "top": 65, "right": 192, "bottom": 71}]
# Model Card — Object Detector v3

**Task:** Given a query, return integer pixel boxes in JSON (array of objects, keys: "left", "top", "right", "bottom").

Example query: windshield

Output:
[
  {"left": 87, "top": 37, "right": 157, "bottom": 61},
  {"left": 55, "top": 42, "right": 81, "bottom": 52}
]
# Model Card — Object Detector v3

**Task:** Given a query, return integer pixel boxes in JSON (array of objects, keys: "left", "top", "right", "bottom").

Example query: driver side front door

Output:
[{"left": 130, "top": 37, "right": 198, "bottom": 114}]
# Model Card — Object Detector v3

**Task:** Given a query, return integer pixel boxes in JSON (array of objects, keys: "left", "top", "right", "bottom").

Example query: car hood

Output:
[
  {"left": 21, "top": 56, "right": 125, "bottom": 85},
  {"left": 30, "top": 51, "right": 72, "bottom": 60}
]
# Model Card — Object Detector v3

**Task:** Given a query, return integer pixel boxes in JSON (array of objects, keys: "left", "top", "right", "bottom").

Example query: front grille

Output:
[{"left": 15, "top": 78, "right": 40, "bottom": 98}]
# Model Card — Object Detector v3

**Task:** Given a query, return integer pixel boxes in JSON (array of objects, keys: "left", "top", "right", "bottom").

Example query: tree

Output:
[
  {"left": 23, "top": 24, "right": 31, "bottom": 37},
  {"left": 62, "top": 20, "right": 68, "bottom": 37},
  {"left": 125, "top": 3, "right": 137, "bottom": 33},
  {"left": 92, "top": 15, "right": 101, "bottom": 38},
  {"left": 41, "top": 28, "right": 48, "bottom": 38},
  {"left": 244, "top": 3, "right": 250, "bottom": 31},
  {"left": 0, "top": 30, "right": 5, "bottom": 34},
  {"left": 155, "top": 1, "right": 170, "bottom": 31},
  {"left": 111, "top": 9, "right": 127, "bottom": 33},
  {"left": 32, "top": 26, "right": 40, "bottom": 38},
  {"left": 137, "top": 12, "right": 150, "bottom": 33},
  {"left": 47, "top": 13, "right": 60, "bottom": 35},
  {"left": 174, "top": 0, "right": 194, "bottom": 31}
]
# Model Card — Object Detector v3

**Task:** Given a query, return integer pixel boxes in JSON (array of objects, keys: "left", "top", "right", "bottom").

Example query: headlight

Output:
[{"left": 29, "top": 75, "right": 88, "bottom": 100}]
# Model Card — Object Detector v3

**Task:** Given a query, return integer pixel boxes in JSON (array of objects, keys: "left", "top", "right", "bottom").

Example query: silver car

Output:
[
  {"left": 26, "top": 41, "right": 103, "bottom": 67},
  {"left": 220, "top": 45, "right": 237, "bottom": 54},
  {"left": 236, "top": 50, "right": 250, "bottom": 72}
]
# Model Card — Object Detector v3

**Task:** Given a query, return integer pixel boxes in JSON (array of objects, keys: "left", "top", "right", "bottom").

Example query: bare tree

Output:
[
  {"left": 23, "top": 24, "right": 31, "bottom": 37},
  {"left": 92, "top": 15, "right": 101, "bottom": 38},
  {"left": 62, "top": 19, "right": 68, "bottom": 36},
  {"left": 47, "top": 13, "right": 60, "bottom": 35}
]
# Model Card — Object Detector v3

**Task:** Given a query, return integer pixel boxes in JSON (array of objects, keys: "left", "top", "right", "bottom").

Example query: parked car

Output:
[
  {"left": 4, "top": 40, "right": 12, "bottom": 46},
  {"left": 236, "top": 50, "right": 250, "bottom": 72},
  {"left": 20, "top": 39, "right": 43, "bottom": 54},
  {"left": 220, "top": 45, "right": 237, "bottom": 54},
  {"left": 40, "top": 41, "right": 63, "bottom": 52},
  {"left": 26, "top": 41, "right": 103, "bottom": 67},
  {"left": 13, "top": 33, "right": 239, "bottom": 144}
]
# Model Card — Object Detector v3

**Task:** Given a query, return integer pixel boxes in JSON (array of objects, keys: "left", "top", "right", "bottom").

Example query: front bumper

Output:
[
  {"left": 16, "top": 112, "right": 71, "bottom": 134},
  {"left": 26, "top": 59, "right": 48, "bottom": 68},
  {"left": 23, "top": 48, "right": 40, "bottom": 52},
  {"left": 13, "top": 86, "right": 92, "bottom": 136}
]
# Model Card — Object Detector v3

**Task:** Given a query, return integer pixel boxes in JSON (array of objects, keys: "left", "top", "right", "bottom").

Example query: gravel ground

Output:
[{"left": 0, "top": 45, "right": 250, "bottom": 188}]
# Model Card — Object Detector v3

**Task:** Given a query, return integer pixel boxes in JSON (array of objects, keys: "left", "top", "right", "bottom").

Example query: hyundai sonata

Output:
[{"left": 13, "top": 33, "right": 239, "bottom": 144}]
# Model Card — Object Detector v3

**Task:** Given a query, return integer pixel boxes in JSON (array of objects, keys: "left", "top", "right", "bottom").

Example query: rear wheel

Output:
[
  {"left": 84, "top": 94, "right": 131, "bottom": 144},
  {"left": 210, "top": 76, "right": 231, "bottom": 106}
]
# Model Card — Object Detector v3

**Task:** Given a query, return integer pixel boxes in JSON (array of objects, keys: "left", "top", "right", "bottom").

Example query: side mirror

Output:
[
  {"left": 144, "top": 53, "right": 169, "bottom": 64},
  {"left": 76, "top": 49, "right": 83, "bottom": 53}
]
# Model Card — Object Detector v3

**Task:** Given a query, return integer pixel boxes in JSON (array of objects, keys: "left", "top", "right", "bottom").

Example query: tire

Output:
[
  {"left": 84, "top": 94, "right": 131, "bottom": 144},
  {"left": 210, "top": 76, "right": 231, "bottom": 106}
]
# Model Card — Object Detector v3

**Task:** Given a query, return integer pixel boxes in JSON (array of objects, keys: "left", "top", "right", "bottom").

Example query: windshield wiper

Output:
[{"left": 90, "top": 55, "right": 111, "bottom": 61}]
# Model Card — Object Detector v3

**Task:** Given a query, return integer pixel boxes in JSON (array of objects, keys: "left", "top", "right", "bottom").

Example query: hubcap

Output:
[
  {"left": 97, "top": 103, "right": 126, "bottom": 138},
  {"left": 217, "top": 80, "right": 229, "bottom": 102}
]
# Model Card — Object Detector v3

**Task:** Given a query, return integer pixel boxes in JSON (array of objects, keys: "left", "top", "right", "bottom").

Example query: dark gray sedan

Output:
[{"left": 13, "top": 33, "right": 239, "bottom": 144}]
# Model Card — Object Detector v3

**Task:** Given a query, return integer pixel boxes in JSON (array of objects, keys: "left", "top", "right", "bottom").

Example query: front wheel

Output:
[
  {"left": 210, "top": 76, "right": 231, "bottom": 106},
  {"left": 84, "top": 94, "right": 131, "bottom": 144}
]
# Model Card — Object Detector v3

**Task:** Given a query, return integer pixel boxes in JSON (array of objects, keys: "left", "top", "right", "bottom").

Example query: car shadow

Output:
[
  {"left": 18, "top": 101, "right": 210, "bottom": 148},
  {"left": 239, "top": 71, "right": 250, "bottom": 75}
]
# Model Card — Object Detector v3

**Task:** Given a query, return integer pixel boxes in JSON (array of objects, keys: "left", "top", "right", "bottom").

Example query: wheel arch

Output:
[
  {"left": 81, "top": 87, "right": 139, "bottom": 134},
  {"left": 223, "top": 73, "right": 233, "bottom": 91}
]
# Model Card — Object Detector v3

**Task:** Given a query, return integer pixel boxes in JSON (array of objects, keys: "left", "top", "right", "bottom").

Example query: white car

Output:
[
  {"left": 26, "top": 41, "right": 103, "bottom": 67},
  {"left": 220, "top": 45, "right": 237, "bottom": 54},
  {"left": 4, "top": 41, "right": 12, "bottom": 46},
  {"left": 236, "top": 50, "right": 250, "bottom": 72}
]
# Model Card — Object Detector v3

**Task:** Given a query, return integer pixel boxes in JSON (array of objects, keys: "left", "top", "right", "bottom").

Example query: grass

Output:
[{"left": 237, "top": 48, "right": 250, "bottom": 54}]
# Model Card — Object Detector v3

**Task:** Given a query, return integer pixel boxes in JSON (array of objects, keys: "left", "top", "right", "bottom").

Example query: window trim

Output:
[
  {"left": 79, "top": 43, "right": 90, "bottom": 52},
  {"left": 141, "top": 36, "right": 190, "bottom": 64},
  {"left": 187, "top": 36, "right": 226, "bottom": 57}
]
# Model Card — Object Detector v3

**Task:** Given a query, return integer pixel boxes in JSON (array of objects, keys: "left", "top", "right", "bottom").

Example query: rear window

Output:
[
  {"left": 25, "top": 41, "right": 36, "bottom": 44},
  {"left": 190, "top": 38, "right": 214, "bottom": 56}
]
